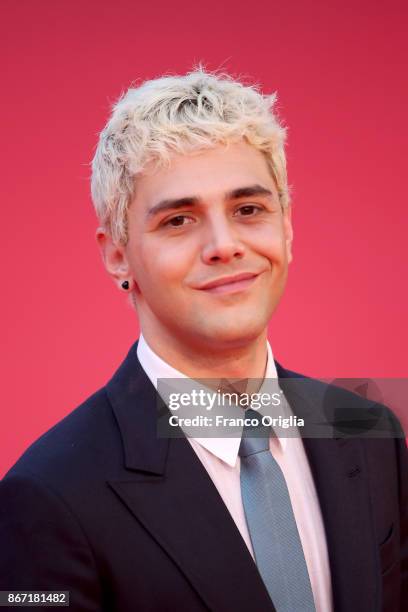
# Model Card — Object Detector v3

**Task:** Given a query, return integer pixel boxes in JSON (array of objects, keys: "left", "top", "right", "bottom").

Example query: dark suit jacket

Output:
[{"left": 0, "top": 341, "right": 407, "bottom": 611}]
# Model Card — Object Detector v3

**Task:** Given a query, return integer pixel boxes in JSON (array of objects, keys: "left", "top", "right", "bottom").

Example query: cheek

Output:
[
  {"left": 249, "top": 229, "right": 286, "bottom": 262},
  {"left": 137, "top": 240, "right": 195, "bottom": 288}
]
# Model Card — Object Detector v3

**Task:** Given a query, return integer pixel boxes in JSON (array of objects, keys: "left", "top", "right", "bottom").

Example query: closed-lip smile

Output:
[{"left": 197, "top": 272, "right": 261, "bottom": 291}]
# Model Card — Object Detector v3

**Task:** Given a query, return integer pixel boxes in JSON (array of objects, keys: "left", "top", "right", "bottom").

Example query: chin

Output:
[{"left": 199, "top": 319, "right": 267, "bottom": 349}]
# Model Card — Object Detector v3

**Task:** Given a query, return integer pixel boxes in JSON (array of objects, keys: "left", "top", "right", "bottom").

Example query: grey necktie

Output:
[{"left": 239, "top": 409, "right": 316, "bottom": 612}]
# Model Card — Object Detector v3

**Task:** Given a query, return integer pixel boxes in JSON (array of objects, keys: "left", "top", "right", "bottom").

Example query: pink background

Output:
[{"left": 1, "top": 0, "right": 407, "bottom": 477}]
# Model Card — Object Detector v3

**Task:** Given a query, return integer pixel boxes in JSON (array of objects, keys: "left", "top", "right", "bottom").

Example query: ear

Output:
[
  {"left": 283, "top": 205, "right": 293, "bottom": 264},
  {"left": 96, "top": 227, "right": 134, "bottom": 291}
]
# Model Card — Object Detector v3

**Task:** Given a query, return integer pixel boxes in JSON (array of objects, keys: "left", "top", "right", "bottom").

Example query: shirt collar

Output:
[{"left": 136, "top": 333, "right": 287, "bottom": 466}]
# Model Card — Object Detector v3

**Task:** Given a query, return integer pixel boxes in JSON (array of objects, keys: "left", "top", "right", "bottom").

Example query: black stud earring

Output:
[{"left": 121, "top": 280, "right": 129, "bottom": 290}]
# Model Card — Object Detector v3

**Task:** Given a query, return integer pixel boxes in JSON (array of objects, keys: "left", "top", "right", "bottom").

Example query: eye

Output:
[
  {"left": 235, "top": 204, "right": 263, "bottom": 216},
  {"left": 163, "top": 215, "right": 194, "bottom": 228}
]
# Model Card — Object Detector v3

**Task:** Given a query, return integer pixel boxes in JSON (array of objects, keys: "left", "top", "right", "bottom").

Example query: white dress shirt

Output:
[{"left": 137, "top": 334, "right": 333, "bottom": 612}]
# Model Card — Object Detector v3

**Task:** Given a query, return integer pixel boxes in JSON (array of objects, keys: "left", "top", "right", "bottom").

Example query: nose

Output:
[{"left": 201, "top": 216, "right": 245, "bottom": 264}]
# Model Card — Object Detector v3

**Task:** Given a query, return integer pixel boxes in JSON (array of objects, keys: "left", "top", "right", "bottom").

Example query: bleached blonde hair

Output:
[{"left": 91, "top": 68, "right": 290, "bottom": 244}]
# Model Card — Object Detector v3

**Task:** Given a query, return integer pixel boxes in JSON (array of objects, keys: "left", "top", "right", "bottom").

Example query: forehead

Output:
[{"left": 133, "top": 141, "right": 277, "bottom": 208}]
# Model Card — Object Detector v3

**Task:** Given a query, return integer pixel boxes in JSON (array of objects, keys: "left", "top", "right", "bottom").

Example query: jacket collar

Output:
[{"left": 106, "top": 340, "right": 169, "bottom": 474}]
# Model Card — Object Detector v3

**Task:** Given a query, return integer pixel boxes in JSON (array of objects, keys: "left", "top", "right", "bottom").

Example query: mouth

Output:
[{"left": 196, "top": 272, "right": 262, "bottom": 295}]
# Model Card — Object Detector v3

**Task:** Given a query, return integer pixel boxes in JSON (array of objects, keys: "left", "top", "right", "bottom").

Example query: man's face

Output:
[{"left": 114, "top": 140, "right": 292, "bottom": 351}]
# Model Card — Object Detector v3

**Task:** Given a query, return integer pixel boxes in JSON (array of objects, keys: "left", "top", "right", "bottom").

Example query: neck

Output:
[{"left": 140, "top": 323, "right": 269, "bottom": 383}]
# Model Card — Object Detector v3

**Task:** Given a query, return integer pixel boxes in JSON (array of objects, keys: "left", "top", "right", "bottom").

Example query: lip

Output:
[{"left": 196, "top": 272, "right": 261, "bottom": 294}]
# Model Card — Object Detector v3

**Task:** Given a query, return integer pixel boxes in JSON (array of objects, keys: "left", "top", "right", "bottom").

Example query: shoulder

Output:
[
  {"left": 2, "top": 386, "right": 121, "bottom": 491},
  {"left": 276, "top": 359, "right": 405, "bottom": 433},
  {"left": 2, "top": 340, "right": 148, "bottom": 496},
  {"left": 277, "top": 360, "right": 407, "bottom": 486}
]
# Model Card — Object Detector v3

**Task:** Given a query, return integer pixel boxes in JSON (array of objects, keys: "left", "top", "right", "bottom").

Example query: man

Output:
[{"left": 0, "top": 69, "right": 406, "bottom": 611}]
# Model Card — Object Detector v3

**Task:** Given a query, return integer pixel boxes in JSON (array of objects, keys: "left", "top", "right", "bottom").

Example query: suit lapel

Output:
[
  {"left": 106, "top": 341, "right": 275, "bottom": 612},
  {"left": 275, "top": 363, "right": 380, "bottom": 612}
]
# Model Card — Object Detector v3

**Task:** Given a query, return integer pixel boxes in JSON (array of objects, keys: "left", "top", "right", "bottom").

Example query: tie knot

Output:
[{"left": 238, "top": 409, "right": 271, "bottom": 458}]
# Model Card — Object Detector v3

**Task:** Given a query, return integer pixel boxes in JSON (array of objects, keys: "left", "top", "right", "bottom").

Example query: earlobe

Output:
[{"left": 95, "top": 227, "right": 132, "bottom": 288}]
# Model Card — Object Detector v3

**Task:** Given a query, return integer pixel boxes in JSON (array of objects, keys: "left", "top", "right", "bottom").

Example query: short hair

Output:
[{"left": 91, "top": 68, "right": 290, "bottom": 245}]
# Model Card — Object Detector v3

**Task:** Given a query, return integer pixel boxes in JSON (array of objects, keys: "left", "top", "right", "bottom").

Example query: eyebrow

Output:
[{"left": 146, "top": 184, "right": 274, "bottom": 219}]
